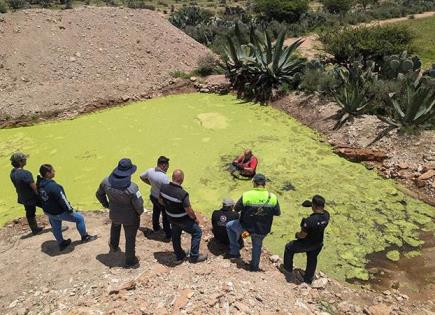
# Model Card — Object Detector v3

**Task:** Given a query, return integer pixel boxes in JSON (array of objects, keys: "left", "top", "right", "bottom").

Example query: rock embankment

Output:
[
  {"left": 0, "top": 7, "right": 209, "bottom": 123},
  {"left": 0, "top": 212, "right": 433, "bottom": 314}
]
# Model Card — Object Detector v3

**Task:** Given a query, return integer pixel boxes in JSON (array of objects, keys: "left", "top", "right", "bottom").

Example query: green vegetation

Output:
[
  {"left": 397, "top": 16, "right": 435, "bottom": 68},
  {"left": 319, "top": 24, "right": 415, "bottom": 65},
  {"left": 0, "top": 0, "right": 8, "bottom": 13},
  {"left": 224, "top": 27, "right": 305, "bottom": 103},
  {"left": 252, "top": 0, "right": 309, "bottom": 23},
  {"left": 321, "top": 0, "right": 353, "bottom": 15},
  {"left": 0, "top": 93, "right": 433, "bottom": 282}
]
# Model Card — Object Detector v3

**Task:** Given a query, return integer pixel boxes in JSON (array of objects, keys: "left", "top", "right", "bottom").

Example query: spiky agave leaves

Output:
[{"left": 224, "top": 25, "right": 305, "bottom": 103}]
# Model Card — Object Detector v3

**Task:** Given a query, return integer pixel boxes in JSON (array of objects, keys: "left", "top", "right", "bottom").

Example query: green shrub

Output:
[
  {"left": 320, "top": 24, "right": 414, "bottom": 65},
  {"left": 7, "top": 0, "right": 27, "bottom": 9},
  {"left": 356, "top": 0, "right": 378, "bottom": 10},
  {"left": 253, "top": 0, "right": 309, "bottom": 23},
  {"left": 124, "top": 0, "right": 154, "bottom": 9},
  {"left": 169, "top": 6, "right": 212, "bottom": 29},
  {"left": 321, "top": 0, "right": 353, "bottom": 15},
  {"left": 0, "top": 0, "right": 8, "bottom": 13},
  {"left": 194, "top": 53, "right": 222, "bottom": 76}
]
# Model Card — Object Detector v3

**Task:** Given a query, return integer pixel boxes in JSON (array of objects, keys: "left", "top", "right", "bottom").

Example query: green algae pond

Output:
[{"left": 0, "top": 93, "right": 434, "bottom": 282}]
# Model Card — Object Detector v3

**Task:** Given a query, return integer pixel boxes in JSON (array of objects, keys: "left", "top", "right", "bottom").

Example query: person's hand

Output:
[{"left": 195, "top": 217, "right": 200, "bottom": 225}]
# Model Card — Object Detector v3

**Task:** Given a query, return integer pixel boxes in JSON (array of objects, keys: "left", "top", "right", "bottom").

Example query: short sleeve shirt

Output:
[
  {"left": 140, "top": 167, "right": 169, "bottom": 198},
  {"left": 10, "top": 168, "right": 37, "bottom": 205},
  {"left": 300, "top": 211, "right": 330, "bottom": 246}
]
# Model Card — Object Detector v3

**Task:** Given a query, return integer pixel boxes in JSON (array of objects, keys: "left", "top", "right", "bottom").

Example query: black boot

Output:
[{"left": 27, "top": 216, "right": 43, "bottom": 235}]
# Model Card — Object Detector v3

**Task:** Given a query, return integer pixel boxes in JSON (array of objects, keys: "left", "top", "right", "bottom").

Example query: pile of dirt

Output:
[
  {"left": 0, "top": 7, "right": 209, "bottom": 123},
  {"left": 0, "top": 212, "right": 432, "bottom": 315}
]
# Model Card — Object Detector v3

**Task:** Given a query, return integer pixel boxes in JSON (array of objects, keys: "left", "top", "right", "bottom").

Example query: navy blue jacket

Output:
[{"left": 37, "top": 178, "right": 73, "bottom": 215}]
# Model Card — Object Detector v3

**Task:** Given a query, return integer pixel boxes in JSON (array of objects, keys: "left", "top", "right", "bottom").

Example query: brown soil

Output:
[
  {"left": 0, "top": 7, "right": 209, "bottom": 124},
  {"left": 1, "top": 212, "right": 433, "bottom": 314}
]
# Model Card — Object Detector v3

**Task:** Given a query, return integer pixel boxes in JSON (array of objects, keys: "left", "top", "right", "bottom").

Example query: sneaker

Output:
[
  {"left": 189, "top": 254, "right": 208, "bottom": 263},
  {"left": 81, "top": 234, "right": 97, "bottom": 243},
  {"left": 31, "top": 227, "right": 44, "bottom": 235},
  {"left": 125, "top": 257, "right": 140, "bottom": 269},
  {"left": 59, "top": 239, "right": 72, "bottom": 251},
  {"left": 224, "top": 253, "right": 241, "bottom": 260}
]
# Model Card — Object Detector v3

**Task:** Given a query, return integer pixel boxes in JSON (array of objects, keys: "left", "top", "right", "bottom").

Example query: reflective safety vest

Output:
[{"left": 238, "top": 188, "right": 280, "bottom": 235}]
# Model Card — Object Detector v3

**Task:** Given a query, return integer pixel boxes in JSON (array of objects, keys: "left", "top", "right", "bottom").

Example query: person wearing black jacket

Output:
[
  {"left": 282, "top": 195, "right": 330, "bottom": 284},
  {"left": 37, "top": 164, "right": 96, "bottom": 251},
  {"left": 9, "top": 152, "right": 43, "bottom": 235},
  {"left": 211, "top": 198, "right": 240, "bottom": 245},
  {"left": 96, "top": 158, "right": 144, "bottom": 268}
]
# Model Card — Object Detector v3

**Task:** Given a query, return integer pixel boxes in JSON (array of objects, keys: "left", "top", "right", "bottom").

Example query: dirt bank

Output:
[
  {"left": 0, "top": 212, "right": 433, "bottom": 314},
  {"left": 0, "top": 7, "right": 209, "bottom": 122}
]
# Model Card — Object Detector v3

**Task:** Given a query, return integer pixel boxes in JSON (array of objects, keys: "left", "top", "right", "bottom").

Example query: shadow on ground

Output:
[
  {"left": 153, "top": 251, "right": 182, "bottom": 268},
  {"left": 96, "top": 251, "right": 126, "bottom": 268}
]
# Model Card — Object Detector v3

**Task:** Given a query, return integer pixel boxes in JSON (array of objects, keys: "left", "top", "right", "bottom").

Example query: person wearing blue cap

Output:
[
  {"left": 96, "top": 158, "right": 144, "bottom": 268},
  {"left": 37, "top": 164, "right": 97, "bottom": 251}
]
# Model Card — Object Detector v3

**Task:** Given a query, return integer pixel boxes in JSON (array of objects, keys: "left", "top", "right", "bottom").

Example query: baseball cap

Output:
[
  {"left": 252, "top": 173, "right": 266, "bottom": 184},
  {"left": 222, "top": 198, "right": 235, "bottom": 207}
]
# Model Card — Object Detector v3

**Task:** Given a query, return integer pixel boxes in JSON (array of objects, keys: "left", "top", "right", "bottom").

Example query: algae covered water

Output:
[{"left": 0, "top": 93, "right": 433, "bottom": 281}]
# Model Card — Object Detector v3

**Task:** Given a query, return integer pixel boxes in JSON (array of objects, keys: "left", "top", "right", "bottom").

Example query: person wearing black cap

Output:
[
  {"left": 96, "top": 158, "right": 144, "bottom": 268},
  {"left": 281, "top": 195, "right": 330, "bottom": 284},
  {"left": 159, "top": 169, "right": 207, "bottom": 264},
  {"left": 9, "top": 152, "right": 43, "bottom": 235},
  {"left": 140, "top": 156, "right": 171, "bottom": 239},
  {"left": 226, "top": 173, "right": 280, "bottom": 271},
  {"left": 37, "top": 164, "right": 97, "bottom": 251}
]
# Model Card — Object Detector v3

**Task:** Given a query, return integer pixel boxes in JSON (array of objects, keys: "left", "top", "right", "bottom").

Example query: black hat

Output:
[
  {"left": 112, "top": 158, "right": 137, "bottom": 177},
  {"left": 252, "top": 173, "right": 266, "bottom": 184},
  {"left": 157, "top": 156, "right": 170, "bottom": 164}
]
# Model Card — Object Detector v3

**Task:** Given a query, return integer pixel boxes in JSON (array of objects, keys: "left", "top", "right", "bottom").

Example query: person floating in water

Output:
[
  {"left": 281, "top": 195, "right": 330, "bottom": 284},
  {"left": 9, "top": 152, "right": 44, "bottom": 235},
  {"left": 229, "top": 149, "right": 258, "bottom": 178}
]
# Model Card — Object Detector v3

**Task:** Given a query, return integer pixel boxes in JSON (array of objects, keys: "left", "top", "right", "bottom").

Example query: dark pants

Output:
[
  {"left": 150, "top": 195, "right": 171, "bottom": 238},
  {"left": 284, "top": 240, "right": 323, "bottom": 283},
  {"left": 24, "top": 205, "right": 39, "bottom": 233},
  {"left": 170, "top": 217, "right": 202, "bottom": 260},
  {"left": 110, "top": 222, "right": 139, "bottom": 265}
]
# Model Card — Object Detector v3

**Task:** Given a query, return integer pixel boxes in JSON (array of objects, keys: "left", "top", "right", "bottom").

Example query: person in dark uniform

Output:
[
  {"left": 159, "top": 169, "right": 207, "bottom": 264},
  {"left": 9, "top": 152, "right": 43, "bottom": 235},
  {"left": 282, "top": 195, "right": 330, "bottom": 284},
  {"left": 211, "top": 198, "right": 240, "bottom": 245},
  {"left": 37, "top": 164, "right": 97, "bottom": 251}
]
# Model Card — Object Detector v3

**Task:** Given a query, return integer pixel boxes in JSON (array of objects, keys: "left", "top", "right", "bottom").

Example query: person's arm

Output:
[
  {"left": 131, "top": 190, "right": 144, "bottom": 215},
  {"left": 295, "top": 218, "right": 309, "bottom": 239},
  {"left": 54, "top": 185, "right": 74, "bottom": 213},
  {"left": 95, "top": 182, "right": 109, "bottom": 208},
  {"left": 243, "top": 156, "right": 258, "bottom": 173},
  {"left": 140, "top": 171, "right": 151, "bottom": 186},
  {"left": 30, "top": 182, "right": 38, "bottom": 195},
  {"left": 183, "top": 194, "right": 199, "bottom": 224},
  {"left": 273, "top": 200, "right": 281, "bottom": 216},
  {"left": 234, "top": 197, "right": 244, "bottom": 213}
]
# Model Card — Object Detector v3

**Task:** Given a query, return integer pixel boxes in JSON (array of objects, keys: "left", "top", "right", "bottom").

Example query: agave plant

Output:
[
  {"left": 224, "top": 25, "right": 305, "bottom": 103},
  {"left": 332, "top": 62, "right": 376, "bottom": 130},
  {"left": 380, "top": 76, "right": 435, "bottom": 130}
]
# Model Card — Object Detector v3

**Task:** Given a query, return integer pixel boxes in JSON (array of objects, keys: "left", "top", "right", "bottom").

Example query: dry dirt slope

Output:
[
  {"left": 0, "top": 7, "right": 209, "bottom": 120},
  {"left": 0, "top": 212, "right": 432, "bottom": 315}
]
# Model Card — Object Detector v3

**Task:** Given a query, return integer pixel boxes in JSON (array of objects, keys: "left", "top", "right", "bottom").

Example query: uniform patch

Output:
[{"left": 135, "top": 191, "right": 142, "bottom": 198}]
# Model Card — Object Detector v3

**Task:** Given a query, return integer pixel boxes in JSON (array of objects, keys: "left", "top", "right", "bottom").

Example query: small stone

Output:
[
  {"left": 414, "top": 179, "right": 426, "bottom": 188},
  {"left": 9, "top": 300, "right": 19, "bottom": 308},
  {"left": 108, "top": 280, "right": 136, "bottom": 295},
  {"left": 75, "top": 52, "right": 81, "bottom": 57},
  {"left": 397, "top": 162, "right": 409, "bottom": 170},
  {"left": 311, "top": 278, "right": 328, "bottom": 289},
  {"left": 269, "top": 255, "right": 280, "bottom": 263},
  {"left": 365, "top": 303, "right": 392, "bottom": 315},
  {"left": 69, "top": 56, "right": 76, "bottom": 62},
  {"left": 190, "top": 76, "right": 197, "bottom": 82},
  {"left": 418, "top": 170, "right": 435, "bottom": 180}
]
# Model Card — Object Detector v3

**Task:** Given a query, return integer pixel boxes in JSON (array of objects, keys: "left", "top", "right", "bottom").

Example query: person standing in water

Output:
[
  {"left": 37, "top": 164, "right": 96, "bottom": 251},
  {"left": 9, "top": 152, "right": 43, "bottom": 235}
]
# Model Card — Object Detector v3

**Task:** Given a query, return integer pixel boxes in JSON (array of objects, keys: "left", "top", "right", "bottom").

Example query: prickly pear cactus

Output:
[{"left": 381, "top": 51, "right": 421, "bottom": 79}]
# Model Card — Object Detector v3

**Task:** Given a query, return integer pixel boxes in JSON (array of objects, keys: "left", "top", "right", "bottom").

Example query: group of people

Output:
[{"left": 9, "top": 149, "right": 330, "bottom": 283}]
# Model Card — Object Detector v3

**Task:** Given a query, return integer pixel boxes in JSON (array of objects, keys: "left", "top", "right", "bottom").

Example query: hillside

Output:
[
  {"left": 0, "top": 212, "right": 432, "bottom": 315},
  {"left": 0, "top": 7, "right": 209, "bottom": 121}
]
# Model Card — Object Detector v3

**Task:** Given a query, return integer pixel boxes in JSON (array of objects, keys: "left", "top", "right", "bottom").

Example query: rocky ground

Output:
[
  {"left": 0, "top": 7, "right": 209, "bottom": 125},
  {"left": 0, "top": 211, "right": 433, "bottom": 315}
]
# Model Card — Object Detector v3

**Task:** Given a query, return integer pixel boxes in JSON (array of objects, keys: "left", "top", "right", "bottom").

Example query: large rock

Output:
[
  {"left": 334, "top": 147, "right": 388, "bottom": 162},
  {"left": 364, "top": 303, "right": 392, "bottom": 315}
]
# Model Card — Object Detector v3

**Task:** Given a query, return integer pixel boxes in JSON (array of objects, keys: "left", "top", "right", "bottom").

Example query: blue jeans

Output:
[
  {"left": 169, "top": 217, "right": 202, "bottom": 260},
  {"left": 46, "top": 211, "right": 87, "bottom": 243},
  {"left": 226, "top": 219, "right": 266, "bottom": 270}
]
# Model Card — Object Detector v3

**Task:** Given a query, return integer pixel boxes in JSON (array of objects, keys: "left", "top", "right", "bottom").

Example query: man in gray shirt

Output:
[{"left": 140, "top": 156, "right": 171, "bottom": 239}]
